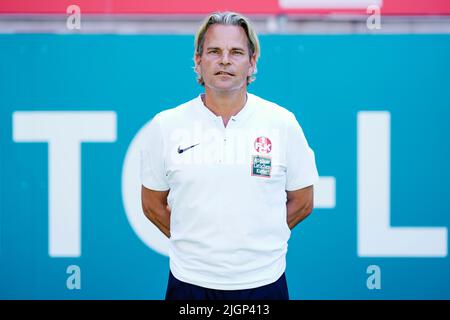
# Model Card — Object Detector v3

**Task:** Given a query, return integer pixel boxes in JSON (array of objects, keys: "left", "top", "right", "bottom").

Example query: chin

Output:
[{"left": 206, "top": 81, "right": 244, "bottom": 92}]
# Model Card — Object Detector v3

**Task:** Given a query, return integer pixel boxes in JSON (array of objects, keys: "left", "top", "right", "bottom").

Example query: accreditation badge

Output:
[{"left": 251, "top": 155, "right": 272, "bottom": 178}]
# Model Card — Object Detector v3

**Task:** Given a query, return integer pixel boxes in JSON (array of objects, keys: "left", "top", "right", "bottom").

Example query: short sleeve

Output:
[
  {"left": 285, "top": 112, "right": 319, "bottom": 191},
  {"left": 140, "top": 115, "right": 170, "bottom": 191}
]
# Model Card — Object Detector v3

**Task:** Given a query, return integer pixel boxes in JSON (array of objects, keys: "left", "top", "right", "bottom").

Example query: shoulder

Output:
[
  {"left": 249, "top": 93, "right": 296, "bottom": 122},
  {"left": 150, "top": 96, "right": 198, "bottom": 127}
]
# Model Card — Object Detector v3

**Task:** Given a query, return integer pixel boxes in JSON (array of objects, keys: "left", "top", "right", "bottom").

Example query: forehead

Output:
[{"left": 203, "top": 24, "right": 248, "bottom": 49}]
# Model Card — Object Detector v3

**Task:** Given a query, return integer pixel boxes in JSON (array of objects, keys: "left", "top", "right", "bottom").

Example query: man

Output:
[{"left": 141, "top": 11, "right": 319, "bottom": 300}]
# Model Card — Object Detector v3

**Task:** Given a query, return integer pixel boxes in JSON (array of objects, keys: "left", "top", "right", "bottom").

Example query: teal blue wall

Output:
[{"left": 1, "top": 34, "right": 449, "bottom": 299}]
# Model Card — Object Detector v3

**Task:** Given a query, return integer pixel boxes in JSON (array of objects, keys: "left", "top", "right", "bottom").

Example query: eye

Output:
[
  {"left": 208, "top": 49, "right": 219, "bottom": 54},
  {"left": 232, "top": 51, "right": 244, "bottom": 55}
]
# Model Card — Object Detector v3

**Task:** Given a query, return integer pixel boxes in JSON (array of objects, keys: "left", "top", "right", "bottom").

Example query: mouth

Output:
[{"left": 215, "top": 71, "right": 234, "bottom": 76}]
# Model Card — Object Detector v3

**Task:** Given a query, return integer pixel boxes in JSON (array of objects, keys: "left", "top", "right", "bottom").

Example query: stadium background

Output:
[{"left": 1, "top": 0, "right": 449, "bottom": 299}]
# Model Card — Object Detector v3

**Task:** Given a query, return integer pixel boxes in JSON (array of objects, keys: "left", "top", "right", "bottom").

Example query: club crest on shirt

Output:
[
  {"left": 251, "top": 155, "right": 272, "bottom": 178},
  {"left": 254, "top": 136, "right": 272, "bottom": 154}
]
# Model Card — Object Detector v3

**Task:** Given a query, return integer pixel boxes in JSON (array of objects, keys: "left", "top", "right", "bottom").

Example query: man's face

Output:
[{"left": 195, "top": 24, "right": 256, "bottom": 93}]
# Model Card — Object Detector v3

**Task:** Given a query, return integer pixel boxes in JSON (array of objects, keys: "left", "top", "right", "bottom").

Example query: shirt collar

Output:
[{"left": 195, "top": 93, "right": 256, "bottom": 124}]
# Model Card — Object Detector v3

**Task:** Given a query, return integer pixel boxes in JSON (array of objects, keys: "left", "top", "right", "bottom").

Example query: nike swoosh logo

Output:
[{"left": 177, "top": 143, "right": 200, "bottom": 154}]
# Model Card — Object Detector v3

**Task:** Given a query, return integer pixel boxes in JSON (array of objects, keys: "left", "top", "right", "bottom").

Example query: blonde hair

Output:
[{"left": 194, "top": 12, "right": 260, "bottom": 86}]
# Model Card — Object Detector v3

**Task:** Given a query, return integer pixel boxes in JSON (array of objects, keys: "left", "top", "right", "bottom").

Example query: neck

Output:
[{"left": 202, "top": 87, "right": 248, "bottom": 120}]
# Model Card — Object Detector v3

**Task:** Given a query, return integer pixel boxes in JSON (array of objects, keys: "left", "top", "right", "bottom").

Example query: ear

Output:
[
  {"left": 194, "top": 53, "right": 202, "bottom": 73},
  {"left": 248, "top": 53, "right": 257, "bottom": 76}
]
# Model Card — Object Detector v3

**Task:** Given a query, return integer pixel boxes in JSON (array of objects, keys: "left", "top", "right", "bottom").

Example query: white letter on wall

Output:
[
  {"left": 357, "top": 111, "right": 447, "bottom": 257},
  {"left": 13, "top": 111, "right": 117, "bottom": 257}
]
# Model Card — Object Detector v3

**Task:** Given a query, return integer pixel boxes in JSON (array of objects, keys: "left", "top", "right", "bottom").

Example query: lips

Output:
[{"left": 215, "top": 71, "right": 234, "bottom": 76}]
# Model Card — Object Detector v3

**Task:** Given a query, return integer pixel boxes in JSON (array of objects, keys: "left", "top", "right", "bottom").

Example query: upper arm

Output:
[
  {"left": 141, "top": 115, "right": 170, "bottom": 191},
  {"left": 285, "top": 112, "right": 319, "bottom": 191}
]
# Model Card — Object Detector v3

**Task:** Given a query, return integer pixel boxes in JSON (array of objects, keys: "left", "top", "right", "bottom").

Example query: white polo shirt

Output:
[{"left": 141, "top": 93, "right": 319, "bottom": 290}]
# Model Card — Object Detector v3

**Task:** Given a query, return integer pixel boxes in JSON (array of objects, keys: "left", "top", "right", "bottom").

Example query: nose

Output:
[{"left": 219, "top": 52, "right": 231, "bottom": 65}]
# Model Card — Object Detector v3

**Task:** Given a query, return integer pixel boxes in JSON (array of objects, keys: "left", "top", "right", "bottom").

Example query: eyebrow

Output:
[{"left": 206, "top": 47, "right": 245, "bottom": 51}]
